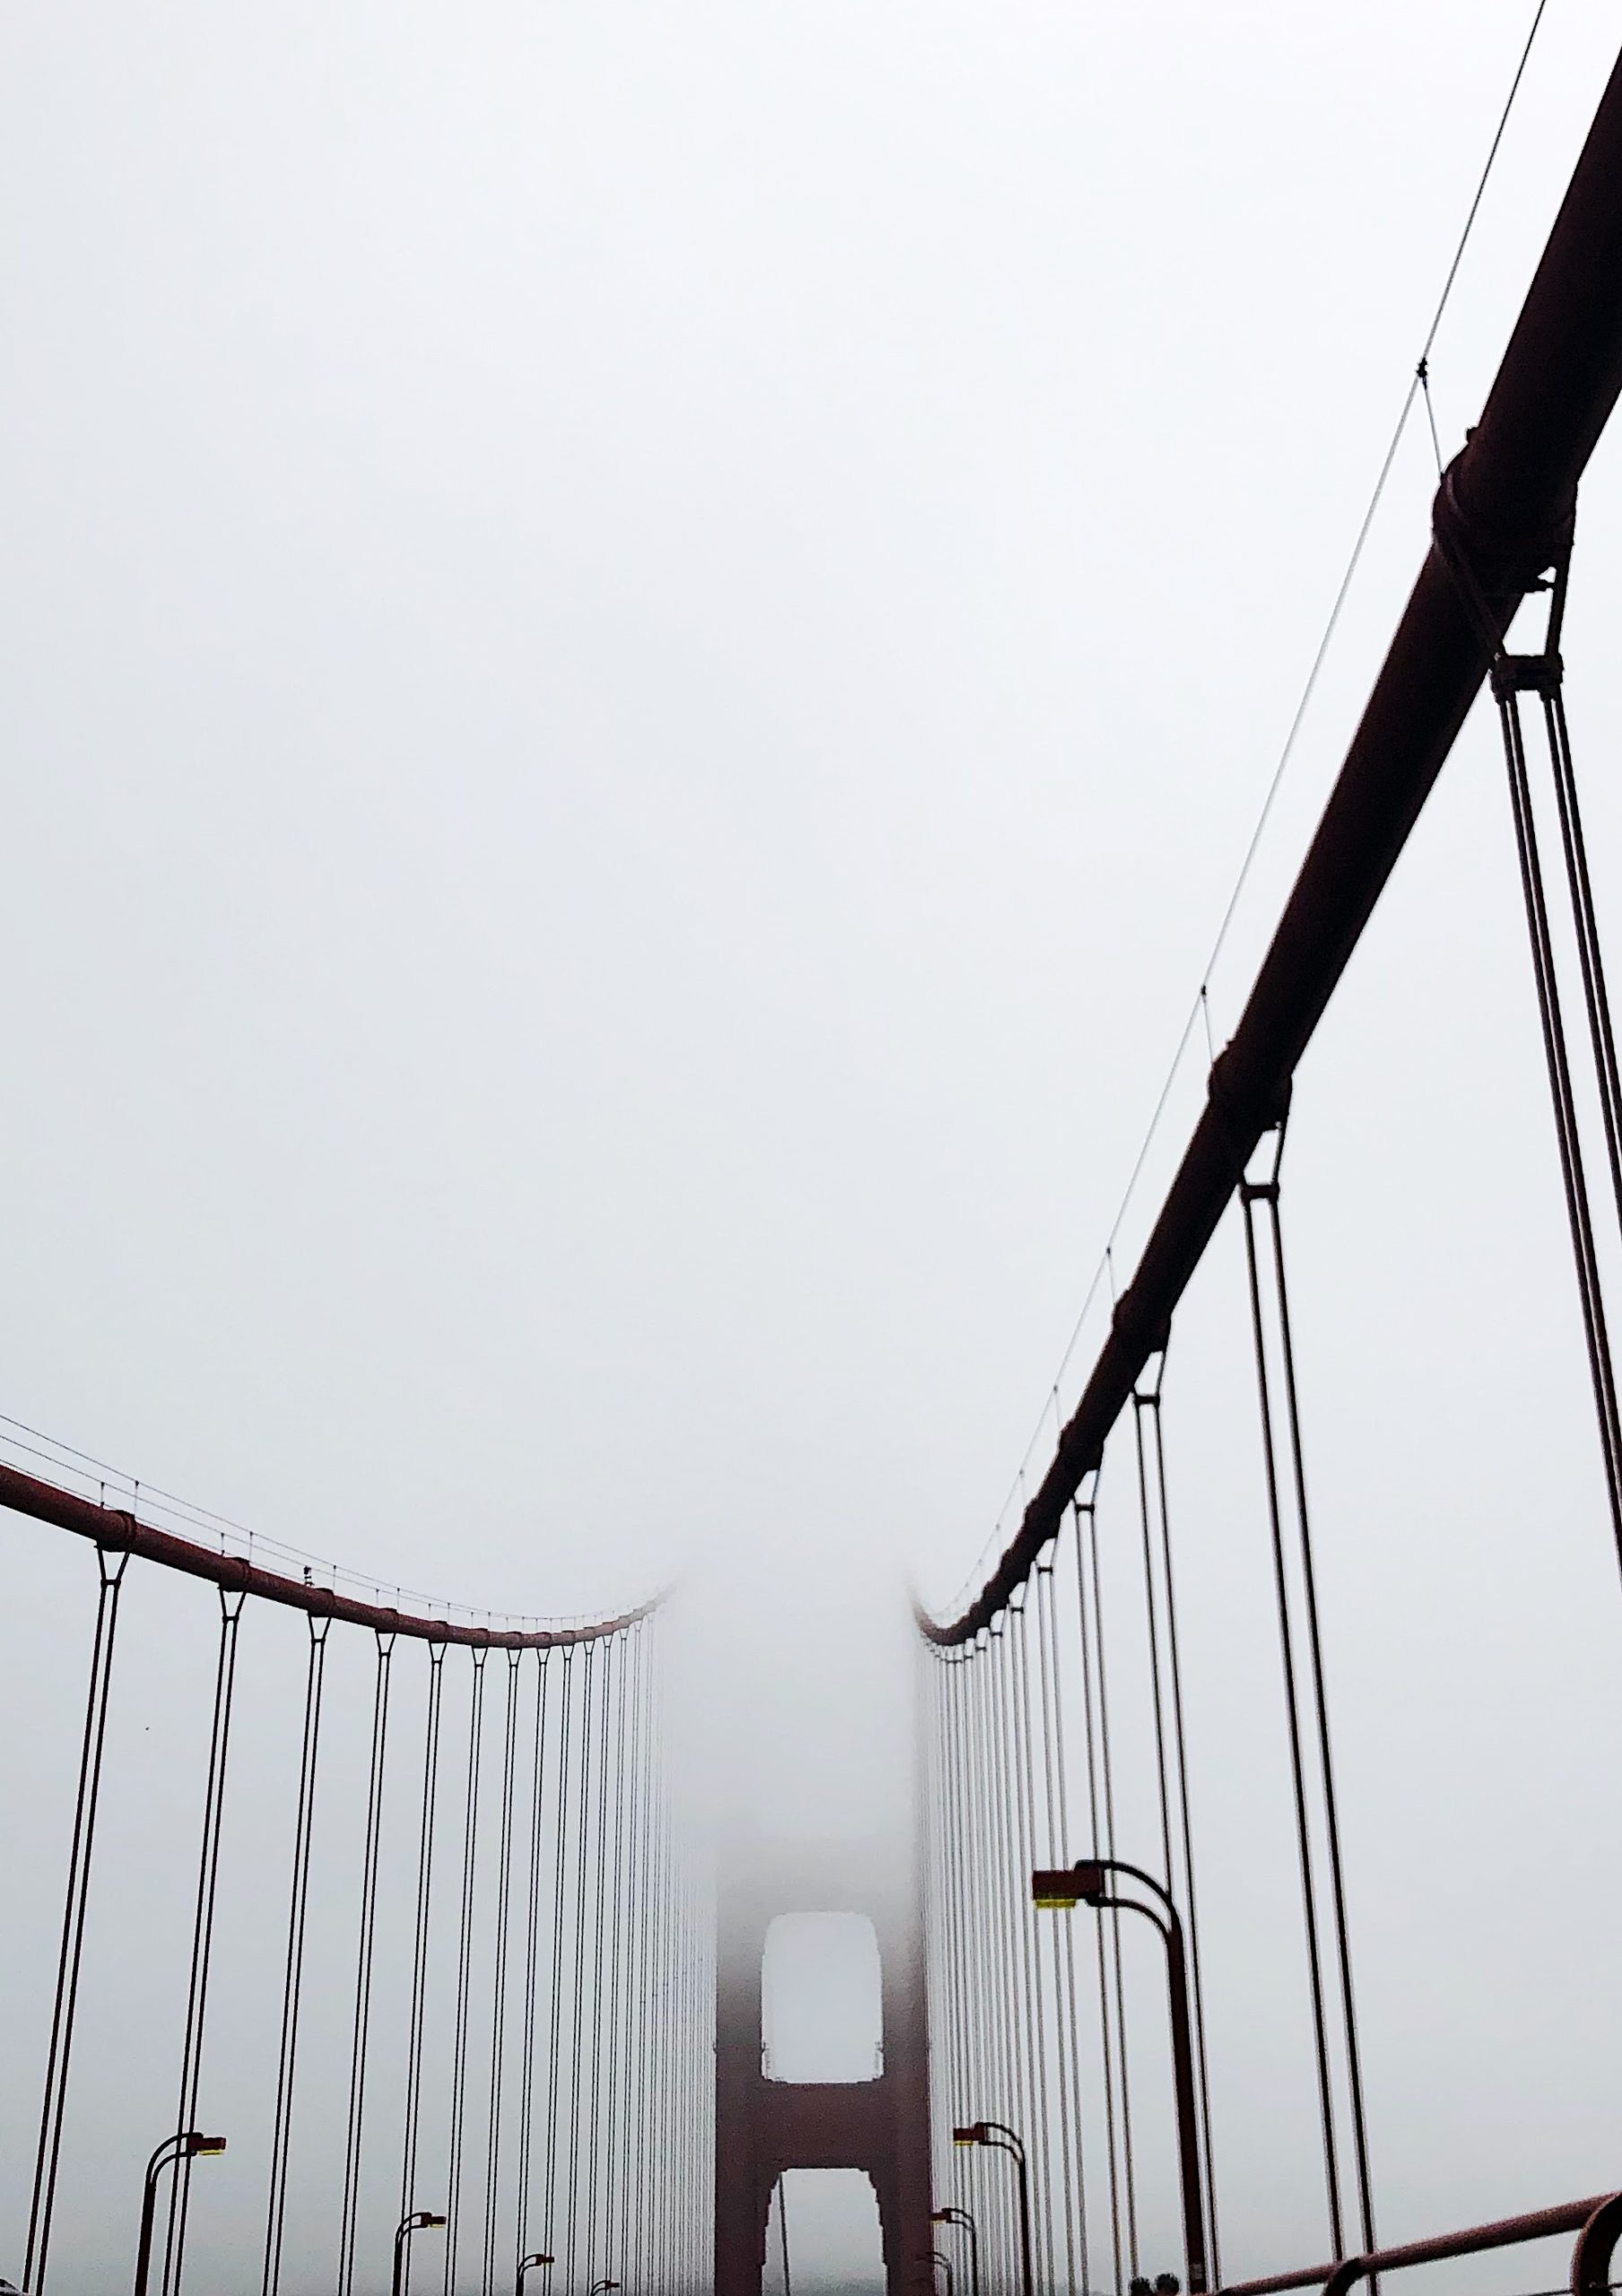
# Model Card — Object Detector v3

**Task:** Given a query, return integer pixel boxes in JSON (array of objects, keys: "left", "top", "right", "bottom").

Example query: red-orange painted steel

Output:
[
  {"left": 0, "top": 1458, "right": 656, "bottom": 1648},
  {"left": 927, "top": 41, "right": 1622, "bottom": 1647}
]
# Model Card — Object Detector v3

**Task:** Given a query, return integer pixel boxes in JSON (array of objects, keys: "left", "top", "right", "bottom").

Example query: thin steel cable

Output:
[
  {"left": 484, "top": 1650, "right": 524, "bottom": 2294},
  {"left": 605, "top": 1631, "right": 632, "bottom": 2283},
  {"left": 1265, "top": 1186, "right": 1378, "bottom": 2264},
  {"left": 163, "top": 1584, "right": 248, "bottom": 2296},
  {"left": 1146, "top": 1397, "right": 1222, "bottom": 2286},
  {"left": 1088, "top": 1498, "right": 1140, "bottom": 2281},
  {"left": 24, "top": 1540, "right": 130, "bottom": 2295},
  {"left": 1036, "top": 1559, "right": 1086, "bottom": 2296},
  {"left": 516, "top": 1652, "right": 551, "bottom": 2276},
  {"left": 1516, "top": 642, "right": 1622, "bottom": 1573},
  {"left": 585, "top": 1634, "right": 616, "bottom": 2289},
  {"left": 401, "top": 1642, "right": 448, "bottom": 2273},
  {"left": 943, "top": 1657, "right": 966, "bottom": 2209},
  {"left": 992, "top": 1630, "right": 1030, "bottom": 2280},
  {"left": 340, "top": 1631, "right": 396, "bottom": 2296},
  {"left": 1133, "top": 1392, "right": 1179, "bottom": 1892},
  {"left": 988, "top": 1639, "right": 1021, "bottom": 2285},
  {"left": 632, "top": 1642, "right": 655, "bottom": 2292},
  {"left": 1013, "top": 1607, "right": 1058, "bottom": 2296},
  {"left": 1047, "top": 1532, "right": 1094, "bottom": 2296},
  {"left": 1075, "top": 1499, "right": 1126, "bottom": 2292},
  {"left": 262, "top": 1612, "right": 332, "bottom": 2296},
  {"left": 1546, "top": 676, "right": 1622, "bottom": 1225},
  {"left": 543, "top": 1652, "right": 577, "bottom": 2262},
  {"left": 445, "top": 1648, "right": 490, "bottom": 2295},
  {"left": 565, "top": 1642, "right": 598, "bottom": 2294},
  {"left": 616, "top": 1629, "right": 646, "bottom": 2286},
  {"left": 1501, "top": 680, "right": 1622, "bottom": 1552},
  {"left": 1242, "top": 1182, "right": 1345, "bottom": 2258},
  {"left": 953, "top": 0, "right": 1554, "bottom": 1631},
  {"left": 943, "top": 1660, "right": 967, "bottom": 2179},
  {"left": 967, "top": 1648, "right": 1008, "bottom": 2283}
]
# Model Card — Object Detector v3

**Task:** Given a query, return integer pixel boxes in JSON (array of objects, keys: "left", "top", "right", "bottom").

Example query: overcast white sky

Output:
[{"left": 4, "top": 4, "right": 1622, "bottom": 2290}]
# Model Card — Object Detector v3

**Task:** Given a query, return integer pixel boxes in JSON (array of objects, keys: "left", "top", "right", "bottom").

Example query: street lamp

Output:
[
  {"left": 134, "top": 2131, "right": 226, "bottom": 2296},
  {"left": 517, "top": 2254, "right": 554, "bottom": 2295},
  {"left": 932, "top": 2204, "right": 981, "bottom": 2296},
  {"left": 391, "top": 2210, "right": 446, "bottom": 2296},
  {"left": 1033, "top": 1857, "right": 1209, "bottom": 2296},
  {"left": 953, "top": 2123, "right": 1033, "bottom": 2296},
  {"left": 588, "top": 2282, "right": 620, "bottom": 2296}
]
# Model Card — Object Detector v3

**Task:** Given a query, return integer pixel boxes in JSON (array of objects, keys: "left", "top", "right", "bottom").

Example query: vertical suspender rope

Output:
[
  {"left": 964, "top": 1646, "right": 1000, "bottom": 2279},
  {"left": 615, "top": 1627, "right": 644, "bottom": 2286},
  {"left": 937, "top": 1657, "right": 964, "bottom": 2176},
  {"left": 1242, "top": 1147, "right": 1377, "bottom": 2265},
  {"left": 1074, "top": 1493, "right": 1130, "bottom": 2292},
  {"left": 632, "top": 1639, "right": 657, "bottom": 2292},
  {"left": 1006, "top": 1607, "right": 1057, "bottom": 2286},
  {"left": 1037, "top": 1550, "right": 1090, "bottom": 2296},
  {"left": 1012, "top": 1603, "right": 1058, "bottom": 2296},
  {"left": 565, "top": 1640, "right": 597, "bottom": 2295},
  {"left": 1242, "top": 1162, "right": 1341, "bottom": 2257},
  {"left": 982, "top": 1637, "right": 1017, "bottom": 2286},
  {"left": 515, "top": 1651, "right": 551, "bottom": 2280},
  {"left": 1133, "top": 1387, "right": 1179, "bottom": 1889},
  {"left": 648, "top": 1776, "right": 667, "bottom": 2293},
  {"left": 948, "top": 1656, "right": 978, "bottom": 2228},
  {"left": 585, "top": 1633, "right": 616, "bottom": 2291},
  {"left": 1489, "top": 578, "right": 1622, "bottom": 1564},
  {"left": 929, "top": 1653, "right": 951, "bottom": 2205},
  {"left": 163, "top": 1581, "right": 249, "bottom": 2296},
  {"left": 543, "top": 1651, "right": 577, "bottom": 2266},
  {"left": 339, "top": 1631, "right": 395, "bottom": 2296},
  {"left": 657, "top": 1791, "right": 675, "bottom": 2294},
  {"left": 605, "top": 1630, "right": 632, "bottom": 2280},
  {"left": 1143, "top": 1387, "right": 1222, "bottom": 2285},
  {"left": 445, "top": 1647, "right": 489, "bottom": 2296},
  {"left": 484, "top": 1648, "right": 524, "bottom": 2295},
  {"left": 402, "top": 1641, "right": 448, "bottom": 2275},
  {"left": 262, "top": 1608, "right": 332, "bottom": 2296},
  {"left": 24, "top": 1536, "right": 130, "bottom": 2296},
  {"left": 660, "top": 1794, "right": 676, "bottom": 2295}
]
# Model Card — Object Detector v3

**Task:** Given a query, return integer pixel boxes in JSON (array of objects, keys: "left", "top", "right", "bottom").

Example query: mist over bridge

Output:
[{"left": 8, "top": 17, "right": 1622, "bottom": 2296}]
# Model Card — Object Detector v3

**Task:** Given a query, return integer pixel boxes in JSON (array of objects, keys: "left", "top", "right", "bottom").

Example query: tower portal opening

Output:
[
  {"left": 770, "top": 2169, "right": 885, "bottom": 2293},
  {"left": 762, "top": 1909, "right": 883, "bottom": 2083}
]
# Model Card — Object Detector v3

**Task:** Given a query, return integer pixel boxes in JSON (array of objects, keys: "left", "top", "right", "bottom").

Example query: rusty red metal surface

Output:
[
  {"left": 0, "top": 1457, "right": 657, "bottom": 1647},
  {"left": 926, "top": 39, "right": 1622, "bottom": 1646},
  {"left": 1217, "top": 2193, "right": 1612, "bottom": 2296}
]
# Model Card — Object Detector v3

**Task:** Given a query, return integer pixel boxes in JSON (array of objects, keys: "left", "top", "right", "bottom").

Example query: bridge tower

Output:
[{"left": 713, "top": 1839, "right": 933, "bottom": 2296}]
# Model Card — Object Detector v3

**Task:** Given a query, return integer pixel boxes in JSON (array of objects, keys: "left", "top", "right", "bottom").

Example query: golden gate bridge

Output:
[{"left": 6, "top": 23, "right": 1622, "bottom": 2296}]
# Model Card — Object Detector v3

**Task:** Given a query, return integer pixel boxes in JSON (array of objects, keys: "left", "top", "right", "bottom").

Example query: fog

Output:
[{"left": 4, "top": 2, "right": 1622, "bottom": 2291}]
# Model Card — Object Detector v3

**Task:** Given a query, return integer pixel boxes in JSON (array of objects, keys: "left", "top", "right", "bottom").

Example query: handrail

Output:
[
  {"left": 0, "top": 1457, "right": 658, "bottom": 1647},
  {"left": 923, "top": 39, "right": 1622, "bottom": 1644},
  {"left": 1217, "top": 2192, "right": 1616, "bottom": 2296}
]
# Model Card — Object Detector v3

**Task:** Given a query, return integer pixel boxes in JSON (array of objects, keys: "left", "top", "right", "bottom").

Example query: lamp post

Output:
[
  {"left": 391, "top": 2210, "right": 446, "bottom": 2296},
  {"left": 588, "top": 2281, "right": 620, "bottom": 2296},
  {"left": 517, "top": 2254, "right": 554, "bottom": 2295},
  {"left": 134, "top": 2131, "right": 226, "bottom": 2296},
  {"left": 953, "top": 2124, "right": 1033, "bottom": 2296},
  {"left": 1033, "top": 1857, "right": 1209, "bottom": 2295},
  {"left": 932, "top": 2204, "right": 981, "bottom": 2296}
]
